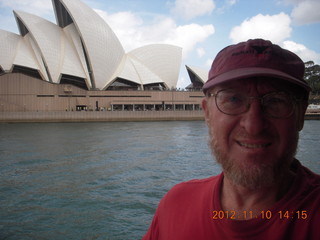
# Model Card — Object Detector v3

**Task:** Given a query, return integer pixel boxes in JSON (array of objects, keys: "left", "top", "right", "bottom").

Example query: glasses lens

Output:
[
  {"left": 262, "top": 92, "right": 294, "bottom": 118},
  {"left": 214, "top": 90, "right": 295, "bottom": 118},
  {"left": 215, "top": 90, "right": 248, "bottom": 115}
]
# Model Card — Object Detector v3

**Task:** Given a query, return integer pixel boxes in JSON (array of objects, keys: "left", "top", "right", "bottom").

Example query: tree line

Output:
[{"left": 304, "top": 61, "right": 320, "bottom": 104}]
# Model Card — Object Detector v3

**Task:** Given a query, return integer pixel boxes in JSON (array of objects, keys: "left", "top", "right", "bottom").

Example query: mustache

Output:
[{"left": 233, "top": 129, "right": 274, "bottom": 140}]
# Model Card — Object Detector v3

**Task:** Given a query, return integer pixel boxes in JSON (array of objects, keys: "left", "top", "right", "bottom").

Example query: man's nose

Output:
[{"left": 240, "top": 99, "right": 268, "bottom": 136}]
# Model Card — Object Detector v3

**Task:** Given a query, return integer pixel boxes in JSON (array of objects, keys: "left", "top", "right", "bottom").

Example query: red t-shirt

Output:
[{"left": 142, "top": 160, "right": 320, "bottom": 240}]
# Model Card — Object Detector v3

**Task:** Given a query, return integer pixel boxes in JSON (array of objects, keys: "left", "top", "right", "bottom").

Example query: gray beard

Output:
[{"left": 208, "top": 129, "right": 298, "bottom": 190}]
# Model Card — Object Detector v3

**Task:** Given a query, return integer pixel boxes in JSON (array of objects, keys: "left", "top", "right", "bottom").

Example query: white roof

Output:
[
  {"left": 14, "top": 10, "right": 63, "bottom": 83},
  {"left": 22, "top": 33, "right": 50, "bottom": 81},
  {"left": 113, "top": 45, "right": 182, "bottom": 89},
  {"left": 186, "top": 65, "right": 208, "bottom": 83},
  {"left": 14, "top": 11, "right": 89, "bottom": 86},
  {"left": 0, "top": 29, "right": 47, "bottom": 79},
  {"left": 129, "top": 44, "right": 182, "bottom": 89},
  {"left": 127, "top": 57, "right": 164, "bottom": 86},
  {"left": 14, "top": 34, "right": 44, "bottom": 74},
  {"left": 57, "top": 0, "right": 125, "bottom": 89},
  {"left": 115, "top": 55, "right": 143, "bottom": 86},
  {"left": 0, "top": 0, "right": 182, "bottom": 90},
  {"left": 0, "top": 29, "right": 21, "bottom": 71}
]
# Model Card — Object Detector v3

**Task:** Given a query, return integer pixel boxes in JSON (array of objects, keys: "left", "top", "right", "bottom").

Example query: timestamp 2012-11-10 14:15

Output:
[{"left": 212, "top": 210, "right": 308, "bottom": 220}]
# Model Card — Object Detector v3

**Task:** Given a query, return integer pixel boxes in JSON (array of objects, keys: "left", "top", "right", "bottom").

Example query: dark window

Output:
[
  {"left": 106, "top": 78, "right": 140, "bottom": 90},
  {"left": 60, "top": 74, "right": 88, "bottom": 90},
  {"left": 12, "top": 65, "right": 42, "bottom": 79},
  {"left": 144, "top": 83, "right": 167, "bottom": 91}
]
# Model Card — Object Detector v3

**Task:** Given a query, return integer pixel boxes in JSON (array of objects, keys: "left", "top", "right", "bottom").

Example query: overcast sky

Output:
[{"left": 0, "top": 0, "right": 319, "bottom": 88}]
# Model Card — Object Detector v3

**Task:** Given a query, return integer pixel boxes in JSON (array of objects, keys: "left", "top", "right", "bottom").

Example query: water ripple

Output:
[{"left": 0, "top": 121, "right": 319, "bottom": 239}]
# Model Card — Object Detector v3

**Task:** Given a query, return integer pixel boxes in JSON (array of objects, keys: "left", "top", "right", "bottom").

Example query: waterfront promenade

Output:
[
  {"left": 0, "top": 108, "right": 319, "bottom": 122},
  {"left": 305, "top": 109, "right": 320, "bottom": 120},
  {"left": 0, "top": 110, "right": 204, "bottom": 122}
]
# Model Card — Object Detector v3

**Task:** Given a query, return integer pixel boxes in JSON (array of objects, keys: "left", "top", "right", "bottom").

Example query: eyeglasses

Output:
[{"left": 208, "top": 89, "right": 297, "bottom": 118}]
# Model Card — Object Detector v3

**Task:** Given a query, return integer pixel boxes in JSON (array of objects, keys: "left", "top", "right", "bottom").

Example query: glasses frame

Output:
[{"left": 207, "top": 89, "right": 299, "bottom": 119}]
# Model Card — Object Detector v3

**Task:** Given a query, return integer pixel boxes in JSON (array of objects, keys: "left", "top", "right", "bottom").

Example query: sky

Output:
[{"left": 0, "top": 0, "right": 319, "bottom": 88}]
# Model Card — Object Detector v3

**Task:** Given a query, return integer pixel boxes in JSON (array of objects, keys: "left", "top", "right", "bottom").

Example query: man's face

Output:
[{"left": 202, "top": 78, "right": 306, "bottom": 189}]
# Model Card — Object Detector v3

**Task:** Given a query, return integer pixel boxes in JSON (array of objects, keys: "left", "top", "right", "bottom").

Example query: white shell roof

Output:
[
  {"left": 0, "top": 29, "right": 46, "bottom": 79},
  {"left": 129, "top": 44, "right": 182, "bottom": 89},
  {"left": 23, "top": 33, "right": 50, "bottom": 81},
  {"left": 0, "top": 0, "right": 182, "bottom": 90},
  {"left": 186, "top": 65, "right": 208, "bottom": 83},
  {"left": 14, "top": 11, "right": 90, "bottom": 87},
  {"left": 112, "top": 45, "right": 182, "bottom": 90},
  {"left": 63, "top": 23, "right": 91, "bottom": 87},
  {"left": 57, "top": 0, "right": 125, "bottom": 89},
  {"left": 14, "top": 35, "right": 44, "bottom": 74},
  {"left": 116, "top": 55, "right": 143, "bottom": 86},
  {"left": 14, "top": 11, "right": 62, "bottom": 83},
  {"left": 127, "top": 57, "right": 164, "bottom": 86},
  {"left": 0, "top": 30, "right": 21, "bottom": 71}
]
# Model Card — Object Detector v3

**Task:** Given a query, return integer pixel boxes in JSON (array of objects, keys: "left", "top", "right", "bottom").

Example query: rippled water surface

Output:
[{"left": 0, "top": 120, "right": 319, "bottom": 239}]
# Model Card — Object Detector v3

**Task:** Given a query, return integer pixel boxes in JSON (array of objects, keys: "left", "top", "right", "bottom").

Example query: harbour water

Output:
[{"left": 0, "top": 120, "right": 319, "bottom": 240}]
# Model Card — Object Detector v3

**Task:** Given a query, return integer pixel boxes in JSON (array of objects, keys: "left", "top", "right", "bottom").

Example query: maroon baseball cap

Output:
[{"left": 203, "top": 39, "right": 311, "bottom": 93}]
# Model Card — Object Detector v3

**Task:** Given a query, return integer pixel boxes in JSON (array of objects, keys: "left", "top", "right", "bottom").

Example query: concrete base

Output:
[{"left": 0, "top": 111, "right": 205, "bottom": 123}]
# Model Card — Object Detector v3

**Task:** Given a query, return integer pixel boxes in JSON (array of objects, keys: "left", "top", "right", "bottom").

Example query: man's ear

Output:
[
  {"left": 297, "top": 101, "right": 308, "bottom": 131},
  {"left": 202, "top": 98, "right": 210, "bottom": 125}
]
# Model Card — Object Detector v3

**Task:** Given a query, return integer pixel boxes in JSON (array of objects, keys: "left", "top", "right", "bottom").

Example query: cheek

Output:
[
  {"left": 276, "top": 116, "right": 299, "bottom": 143},
  {"left": 276, "top": 122, "right": 299, "bottom": 152},
  {"left": 207, "top": 112, "right": 236, "bottom": 148},
  {"left": 263, "top": 118, "right": 299, "bottom": 163}
]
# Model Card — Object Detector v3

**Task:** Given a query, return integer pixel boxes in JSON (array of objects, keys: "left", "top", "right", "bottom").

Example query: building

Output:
[
  {"left": 0, "top": 0, "right": 205, "bottom": 122},
  {"left": 185, "top": 65, "right": 207, "bottom": 91}
]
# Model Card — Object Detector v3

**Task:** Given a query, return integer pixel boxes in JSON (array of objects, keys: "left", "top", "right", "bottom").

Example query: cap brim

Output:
[{"left": 203, "top": 67, "right": 311, "bottom": 93}]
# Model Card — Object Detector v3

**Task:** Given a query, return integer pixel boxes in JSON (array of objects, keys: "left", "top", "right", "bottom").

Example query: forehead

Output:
[{"left": 211, "top": 77, "right": 294, "bottom": 93}]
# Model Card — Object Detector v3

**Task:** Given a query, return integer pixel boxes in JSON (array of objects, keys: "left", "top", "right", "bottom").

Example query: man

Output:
[{"left": 142, "top": 39, "right": 320, "bottom": 239}]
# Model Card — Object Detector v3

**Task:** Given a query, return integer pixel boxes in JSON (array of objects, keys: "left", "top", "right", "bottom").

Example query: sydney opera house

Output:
[{"left": 0, "top": 0, "right": 205, "bottom": 121}]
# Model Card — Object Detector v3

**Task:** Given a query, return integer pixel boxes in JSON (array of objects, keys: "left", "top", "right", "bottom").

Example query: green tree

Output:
[{"left": 304, "top": 61, "right": 320, "bottom": 95}]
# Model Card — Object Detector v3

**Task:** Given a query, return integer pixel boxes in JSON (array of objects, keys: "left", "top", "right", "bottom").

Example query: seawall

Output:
[
  {"left": 1, "top": 111, "right": 320, "bottom": 123},
  {"left": 0, "top": 111, "right": 204, "bottom": 123},
  {"left": 305, "top": 114, "right": 320, "bottom": 120}
]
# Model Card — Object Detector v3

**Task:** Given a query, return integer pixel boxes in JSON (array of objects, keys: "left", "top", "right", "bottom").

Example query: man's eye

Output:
[
  {"left": 224, "top": 93, "right": 245, "bottom": 103},
  {"left": 265, "top": 96, "right": 288, "bottom": 105},
  {"left": 228, "top": 96, "right": 242, "bottom": 103},
  {"left": 270, "top": 98, "right": 283, "bottom": 103}
]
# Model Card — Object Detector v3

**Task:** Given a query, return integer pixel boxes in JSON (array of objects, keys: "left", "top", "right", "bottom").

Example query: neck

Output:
[{"left": 220, "top": 170, "right": 295, "bottom": 220}]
